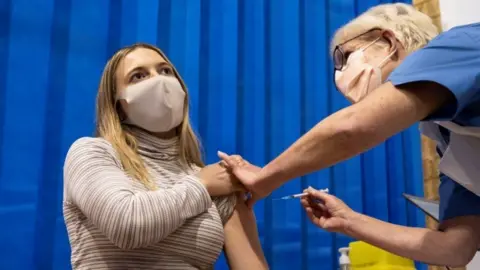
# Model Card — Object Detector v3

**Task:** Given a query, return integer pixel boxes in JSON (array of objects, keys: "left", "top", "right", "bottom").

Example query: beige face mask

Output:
[
  {"left": 118, "top": 75, "right": 185, "bottom": 132},
  {"left": 335, "top": 38, "right": 396, "bottom": 103}
]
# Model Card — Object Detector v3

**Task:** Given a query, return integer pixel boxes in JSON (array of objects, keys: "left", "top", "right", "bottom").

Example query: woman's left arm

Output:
[{"left": 223, "top": 194, "right": 268, "bottom": 270}]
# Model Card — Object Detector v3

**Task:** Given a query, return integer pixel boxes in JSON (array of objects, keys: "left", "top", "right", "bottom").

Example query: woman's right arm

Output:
[{"left": 64, "top": 138, "right": 212, "bottom": 250}]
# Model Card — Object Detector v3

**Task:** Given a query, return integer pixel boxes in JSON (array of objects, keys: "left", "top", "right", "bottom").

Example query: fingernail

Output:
[{"left": 217, "top": 150, "right": 226, "bottom": 156}]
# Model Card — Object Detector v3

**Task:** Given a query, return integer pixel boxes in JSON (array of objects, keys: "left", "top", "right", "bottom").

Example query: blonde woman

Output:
[
  {"left": 222, "top": 3, "right": 480, "bottom": 267},
  {"left": 63, "top": 43, "right": 268, "bottom": 270}
]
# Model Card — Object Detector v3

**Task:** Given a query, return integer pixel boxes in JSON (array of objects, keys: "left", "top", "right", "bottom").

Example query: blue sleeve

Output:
[
  {"left": 388, "top": 25, "right": 480, "bottom": 120},
  {"left": 439, "top": 174, "right": 480, "bottom": 222}
]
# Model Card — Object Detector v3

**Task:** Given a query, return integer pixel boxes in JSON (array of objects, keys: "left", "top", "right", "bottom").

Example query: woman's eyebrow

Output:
[
  {"left": 124, "top": 66, "right": 144, "bottom": 83},
  {"left": 126, "top": 66, "right": 143, "bottom": 77},
  {"left": 156, "top": 62, "right": 172, "bottom": 68}
]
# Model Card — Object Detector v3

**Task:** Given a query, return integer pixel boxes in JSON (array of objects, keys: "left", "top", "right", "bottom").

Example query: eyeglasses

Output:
[
  {"left": 333, "top": 28, "right": 381, "bottom": 71},
  {"left": 333, "top": 46, "right": 347, "bottom": 71}
]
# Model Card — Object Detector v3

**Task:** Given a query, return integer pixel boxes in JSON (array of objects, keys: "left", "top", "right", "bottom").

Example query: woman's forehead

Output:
[{"left": 119, "top": 48, "right": 167, "bottom": 74}]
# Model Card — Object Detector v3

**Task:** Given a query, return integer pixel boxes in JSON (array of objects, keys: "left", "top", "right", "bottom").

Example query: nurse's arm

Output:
[
  {"left": 257, "top": 81, "right": 453, "bottom": 189},
  {"left": 346, "top": 214, "right": 480, "bottom": 267}
]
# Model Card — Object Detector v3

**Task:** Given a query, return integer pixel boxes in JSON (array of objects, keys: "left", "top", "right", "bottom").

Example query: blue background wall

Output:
[{"left": 0, "top": 0, "right": 425, "bottom": 269}]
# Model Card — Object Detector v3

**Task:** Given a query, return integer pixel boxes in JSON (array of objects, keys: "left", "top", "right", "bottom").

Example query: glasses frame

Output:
[{"left": 333, "top": 28, "right": 382, "bottom": 71}]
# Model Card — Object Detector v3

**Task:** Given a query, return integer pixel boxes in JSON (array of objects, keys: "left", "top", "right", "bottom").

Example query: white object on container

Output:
[{"left": 339, "top": 247, "right": 350, "bottom": 270}]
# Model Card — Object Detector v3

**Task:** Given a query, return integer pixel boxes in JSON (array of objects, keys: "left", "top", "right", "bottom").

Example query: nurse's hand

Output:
[
  {"left": 217, "top": 151, "right": 268, "bottom": 208},
  {"left": 197, "top": 163, "right": 246, "bottom": 196},
  {"left": 300, "top": 187, "right": 357, "bottom": 234}
]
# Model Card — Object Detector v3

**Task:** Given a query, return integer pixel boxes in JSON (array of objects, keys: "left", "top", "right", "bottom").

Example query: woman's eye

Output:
[
  {"left": 130, "top": 72, "right": 146, "bottom": 83},
  {"left": 160, "top": 67, "right": 174, "bottom": 76}
]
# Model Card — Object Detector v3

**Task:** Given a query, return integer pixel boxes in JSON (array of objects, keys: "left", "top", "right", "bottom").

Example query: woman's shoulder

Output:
[
  {"left": 66, "top": 136, "right": 117, "bottom": 161},
  {"left": 68, "top": 136, "right": 112, "bottom": 151}
]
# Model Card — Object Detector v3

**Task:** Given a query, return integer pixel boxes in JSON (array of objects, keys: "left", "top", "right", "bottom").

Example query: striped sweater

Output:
[{"left": 63, "top": 127, "right": 236, "bottom": 270}]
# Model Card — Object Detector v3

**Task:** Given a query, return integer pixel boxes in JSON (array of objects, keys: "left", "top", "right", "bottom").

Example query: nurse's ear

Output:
[{"left": 381, "top": 29, "right": 402, "bottom": 61}]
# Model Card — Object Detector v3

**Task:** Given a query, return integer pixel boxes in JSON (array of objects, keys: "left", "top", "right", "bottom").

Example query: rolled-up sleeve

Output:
[
  {"left": 439, "top": 174, "right": 480, "bottom": 222},
  {"left": 388, "top": 24, "right": 480, "bottom": 120}
]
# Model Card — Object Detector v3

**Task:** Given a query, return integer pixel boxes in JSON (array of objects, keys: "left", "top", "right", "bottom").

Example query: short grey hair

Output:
[{"left": 331, "top": 3, "right": 439, "bottom": 54}]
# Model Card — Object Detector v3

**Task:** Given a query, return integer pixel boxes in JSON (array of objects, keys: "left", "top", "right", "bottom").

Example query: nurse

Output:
[{"left": 220, "top": 3, "right": 480, "bottom": 267}]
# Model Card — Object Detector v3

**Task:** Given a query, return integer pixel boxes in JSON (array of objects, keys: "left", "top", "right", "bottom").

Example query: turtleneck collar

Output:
[{"left": 126, "top": 125, "right": 180, "bottom": 161}]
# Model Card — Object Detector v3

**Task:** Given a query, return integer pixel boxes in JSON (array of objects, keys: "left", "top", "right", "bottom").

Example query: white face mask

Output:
[
  {"left": 118, "top": 75, "right": 185, "bottom": 132},
  {"left": 335, "top": 38, "right": 396, "bottom": 103}
]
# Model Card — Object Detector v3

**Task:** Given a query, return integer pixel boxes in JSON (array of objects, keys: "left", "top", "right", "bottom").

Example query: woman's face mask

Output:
[
  {"left": 118, "top": 75, "right": 185, "bottom": 132},
  {"left": 335, "top": 38, "right": 396, "bottom": 103}
]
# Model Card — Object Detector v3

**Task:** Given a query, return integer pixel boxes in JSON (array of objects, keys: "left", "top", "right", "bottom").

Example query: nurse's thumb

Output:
[
  {"left": 307, "top": 187, "right": 330, "bottom": 201},
  {"left": 246, "top": 196, "right": 258, "bottom": 209},
  {"left": 217, "top": 151, "right": 237, "bottom": 168}
]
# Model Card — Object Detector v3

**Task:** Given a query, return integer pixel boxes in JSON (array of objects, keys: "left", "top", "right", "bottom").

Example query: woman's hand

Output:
[
  {"left": 197, "top": 163, "right": 246, "bottom": 196},
  {"left": 300, "top": 187, "right": 357, "bottom": 234}
]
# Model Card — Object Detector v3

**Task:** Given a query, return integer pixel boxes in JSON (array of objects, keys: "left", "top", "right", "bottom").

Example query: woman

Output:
[
  {"left": 221, "top": 3, "right": 480, "bottom": 267},
  {"left": 63, "top": 43, "right": 268, "bottom": 269}
]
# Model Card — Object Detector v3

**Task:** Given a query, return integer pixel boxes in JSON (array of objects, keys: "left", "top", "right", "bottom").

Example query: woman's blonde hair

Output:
[
  {"left": 95, "top": 43, "right": 204, "bottom": 190},
  {"left": 331, "top": 3, "right": 439, "bottom": 54}
]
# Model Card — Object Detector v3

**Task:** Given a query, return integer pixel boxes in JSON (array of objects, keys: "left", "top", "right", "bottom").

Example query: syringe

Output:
[{"left": 275, "top": 188, "right": 329, "bottom": 200}]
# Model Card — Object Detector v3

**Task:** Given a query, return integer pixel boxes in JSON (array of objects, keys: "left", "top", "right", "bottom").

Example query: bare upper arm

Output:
[{"left": 223, "top": 194, "right": 268, "bottom": 270}]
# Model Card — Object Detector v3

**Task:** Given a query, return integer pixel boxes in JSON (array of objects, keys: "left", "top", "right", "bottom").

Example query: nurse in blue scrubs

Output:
[{"left": 220, "top": 3, "right": 480, "bottom": 267}]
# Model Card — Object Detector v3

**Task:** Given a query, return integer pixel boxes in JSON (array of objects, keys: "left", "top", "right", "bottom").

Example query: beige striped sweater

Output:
[{"left": 63, "top": 127, "right": 236, "bottom": 269}]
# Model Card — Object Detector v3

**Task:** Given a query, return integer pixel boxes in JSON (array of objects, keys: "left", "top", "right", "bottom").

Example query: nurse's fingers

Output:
[{"left": 217, "top": 151, "right": 238, "bottom": 169}]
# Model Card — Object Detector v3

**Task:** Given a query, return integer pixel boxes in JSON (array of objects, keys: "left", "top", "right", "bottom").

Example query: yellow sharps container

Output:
[{"left": 348, "top": 241, "right": 416, "bottom": 270}]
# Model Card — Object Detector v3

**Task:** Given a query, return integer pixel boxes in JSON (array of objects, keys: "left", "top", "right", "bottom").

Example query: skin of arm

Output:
[
  {"left": 257, "top": 81, "right": 454, "bottom": 190},
  {"left": 223, "top": 193, "right": 268, "bottom": 270},
  {"left": 346, "top": 213, "right": 480, "bottom": 267}
]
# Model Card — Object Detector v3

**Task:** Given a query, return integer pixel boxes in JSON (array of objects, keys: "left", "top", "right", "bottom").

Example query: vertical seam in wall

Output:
[
  {"left": 236, "top": 0, "right": 245, "bottom": 154},
  {"left": 33, "top": 0, "right": 71, "bottom": 267},
  {"left": 198, "top": 0, "right": 210, "bottom": 146},
  {"left": 298, "top": 0, "right": 308, "bottom": 268},
  {"left": 263, "top": 0, "right": 273, "bottom": 265},
  {"left": 0, "top": 0, "right": 12, "bottom": 187},
  {"left": 157, "top": 0, "right": 172, "bottom": 55}
]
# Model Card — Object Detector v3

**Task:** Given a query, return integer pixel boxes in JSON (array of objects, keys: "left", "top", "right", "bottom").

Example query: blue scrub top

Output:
[{"left": 388, "top": 23, "right": 480, "bottom": 223}]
